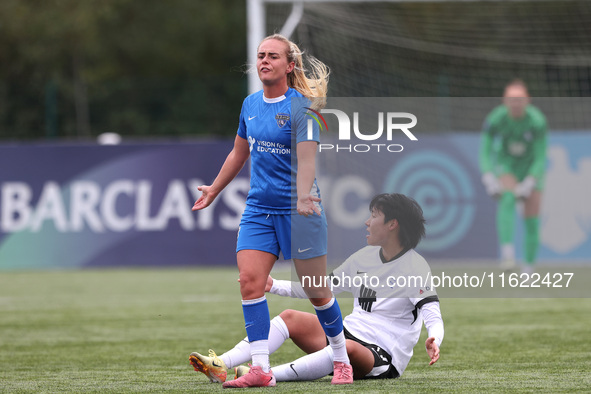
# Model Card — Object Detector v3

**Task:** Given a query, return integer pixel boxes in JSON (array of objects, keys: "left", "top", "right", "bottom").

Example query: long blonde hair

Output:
[{"left": 260, "top": 34, "right": 329, "bottom": 110}]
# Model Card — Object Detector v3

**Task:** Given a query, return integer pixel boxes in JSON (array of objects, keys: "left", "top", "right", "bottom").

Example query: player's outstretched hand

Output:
[
  {"left": 192, "top": 185, "right": 215, "bottom": 211},
  {"left": 265, "top": 275, "right": 274, "bottom": 292},
  {"left": 297, "top": 194, "right": 322, "bottom": 217},
  {"left": 425, "top": 337, "right": 440, "bottom": 365}
]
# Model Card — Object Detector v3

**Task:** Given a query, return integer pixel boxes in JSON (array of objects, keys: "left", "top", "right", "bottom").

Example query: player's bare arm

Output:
[
  {"left": 192, "top": 135, "right": 250, "bottom": 211},
  {"left": 296, "top": 140, "right": 321, "bottom": 216}
]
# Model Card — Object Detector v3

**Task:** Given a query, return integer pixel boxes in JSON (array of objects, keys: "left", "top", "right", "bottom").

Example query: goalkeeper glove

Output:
[
  {"left": 514, "top": 176, "right": 536, "bottom": 199},
  {"left": 481, "top": 172, "right": 501, "bottom": 198}
]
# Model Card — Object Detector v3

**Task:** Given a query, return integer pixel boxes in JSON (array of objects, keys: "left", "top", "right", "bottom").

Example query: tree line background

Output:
[
  {"left": 0, "top": 0, "right": 247, "bottom": 140},
  {"left": 1, "top": 0, "right": 589, "bottom": 141}
]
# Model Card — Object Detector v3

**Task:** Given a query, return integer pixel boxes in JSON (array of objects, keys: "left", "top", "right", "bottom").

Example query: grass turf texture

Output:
[{"left": 1, "top": 268, "right": 590, "bottom": 393}]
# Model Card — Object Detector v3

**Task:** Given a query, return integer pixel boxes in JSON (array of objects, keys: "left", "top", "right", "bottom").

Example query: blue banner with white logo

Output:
[
  {"left": 1, "top": 133, "right": 590, "bottom": 269},
  {"left": 318, "top": 132, "right": 591, "bottom": 265},
  {"left": 0, "top": 142, "right": 247, "bottom": 269}
]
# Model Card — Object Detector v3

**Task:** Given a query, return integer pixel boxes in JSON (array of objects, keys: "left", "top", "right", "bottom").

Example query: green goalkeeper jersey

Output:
[{"left": 479, "top": 104, "right": 548, "bottom": 185}]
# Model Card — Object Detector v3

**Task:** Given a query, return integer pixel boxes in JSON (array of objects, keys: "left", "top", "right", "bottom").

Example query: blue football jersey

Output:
[{"left": 237, "top": 88, "right": 320, "bottom": 214}]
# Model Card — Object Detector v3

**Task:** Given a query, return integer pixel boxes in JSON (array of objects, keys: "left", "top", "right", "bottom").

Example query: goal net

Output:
[
  {"left": 252, "top": 1, "right": 591, "bottom": 264},
  {"left": 258, "top": 0, "right": 591, "bottom": 98}
]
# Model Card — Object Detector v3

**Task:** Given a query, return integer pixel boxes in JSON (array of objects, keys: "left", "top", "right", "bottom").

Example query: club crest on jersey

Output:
[{"left": 275, "top": 113, "right": 290, "bottom": 128}]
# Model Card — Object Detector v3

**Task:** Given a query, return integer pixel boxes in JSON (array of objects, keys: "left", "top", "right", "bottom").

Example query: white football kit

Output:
[{"left": 270, "top": 245, "right": 444, "bottom": 376}]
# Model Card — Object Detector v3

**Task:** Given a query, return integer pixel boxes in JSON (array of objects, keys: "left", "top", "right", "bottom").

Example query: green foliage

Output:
[
  {"left": 0, "top": 0, "right": 247, "bottom": 140},
  {"left": 1, "top": 1, "right": 589, "bottom": 140},
  {"left": 1, "top": 268, "right": 591, "bottom": 392}
]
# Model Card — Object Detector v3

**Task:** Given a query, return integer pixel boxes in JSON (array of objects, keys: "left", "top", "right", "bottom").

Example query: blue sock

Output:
[
  {"left": 313, "top": 298, "right": 344, "bottom": 338},
  {"left": 242, "top": 296, "right": 271, "bottom": 371},
  {"left": 242, "top": 296, "right": 270, "bottom": 341},
  {"left": 314, "top": 298, "right": 349, "bottom": 363}
]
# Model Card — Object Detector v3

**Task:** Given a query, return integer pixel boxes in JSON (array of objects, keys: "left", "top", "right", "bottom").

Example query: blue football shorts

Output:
[{"left": 236, "top": 209, "right": 327, "bottom": 260}]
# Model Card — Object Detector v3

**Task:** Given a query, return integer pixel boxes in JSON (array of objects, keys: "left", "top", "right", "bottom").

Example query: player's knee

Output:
[
  {"left": 279, "top": 309, "right": 298, "bottom": 324},
  {"left": 239, "top": 274, "right": 265, "bottom": 299},
  {"left": 239, "top": 269, "right": 263, "bottom": 285}
]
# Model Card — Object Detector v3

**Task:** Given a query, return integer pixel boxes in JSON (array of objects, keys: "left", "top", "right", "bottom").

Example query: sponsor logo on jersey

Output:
[
  {"left": 255, "top": 139, "right": 290, "bottom": 155},
  {"left": 359, "top": 284, "right": 377, "bottom": 312}
]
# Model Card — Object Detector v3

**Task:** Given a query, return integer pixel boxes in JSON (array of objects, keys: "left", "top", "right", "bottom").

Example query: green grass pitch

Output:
[{"left": 1, "top": 267, "right": 590, "bottom": 393}]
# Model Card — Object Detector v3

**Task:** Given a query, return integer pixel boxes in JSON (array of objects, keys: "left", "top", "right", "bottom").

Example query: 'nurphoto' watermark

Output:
[{"left": 306, "top": 107, "right": 417, "bottom": 153}]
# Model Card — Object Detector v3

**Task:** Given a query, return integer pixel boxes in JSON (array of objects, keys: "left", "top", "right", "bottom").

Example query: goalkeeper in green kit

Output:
[{"left": 479, "top": 79, "right": 548, "bottom": 273}]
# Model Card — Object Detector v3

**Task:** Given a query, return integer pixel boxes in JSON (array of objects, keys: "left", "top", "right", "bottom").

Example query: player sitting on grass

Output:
[{"left": 190, "top": 193, "right": 444, "bottom": 384}]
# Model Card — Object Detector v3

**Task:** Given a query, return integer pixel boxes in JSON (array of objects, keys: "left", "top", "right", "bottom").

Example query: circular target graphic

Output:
[{"left": 383, "top": 150, "right": 475, "bottom": 251}]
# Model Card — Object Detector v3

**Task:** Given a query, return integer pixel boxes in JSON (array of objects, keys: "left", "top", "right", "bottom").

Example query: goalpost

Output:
[
  {"left": 247, "top": 0, "right": 461, "bottom": 94},
  {"left": 247, "top": 0, "right": 591, "bottom": 97}
]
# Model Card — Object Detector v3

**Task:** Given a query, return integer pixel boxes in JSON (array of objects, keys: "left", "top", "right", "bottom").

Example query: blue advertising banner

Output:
[
  {"left": 317, "top": 133, "right": 497, "bottom": 263},
  {"left": 1, "top": 133, "right": 590, "bottom": 270},
  {"left": 0, "top": 142, "right": 247, "bottom": 269},
  {"left": 318, "top": 132, "right": 591, "bottom": 266}
]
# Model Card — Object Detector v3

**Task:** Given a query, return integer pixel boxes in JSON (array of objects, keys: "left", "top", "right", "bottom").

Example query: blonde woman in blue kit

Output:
[{"left": 190, "top": 34, "right": 353, "bottom": 387}]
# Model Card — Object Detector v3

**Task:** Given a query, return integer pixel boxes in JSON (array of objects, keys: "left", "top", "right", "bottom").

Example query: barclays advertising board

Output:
[{"left": 0, "top": 133, "right": 590, "bottom": 269}]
